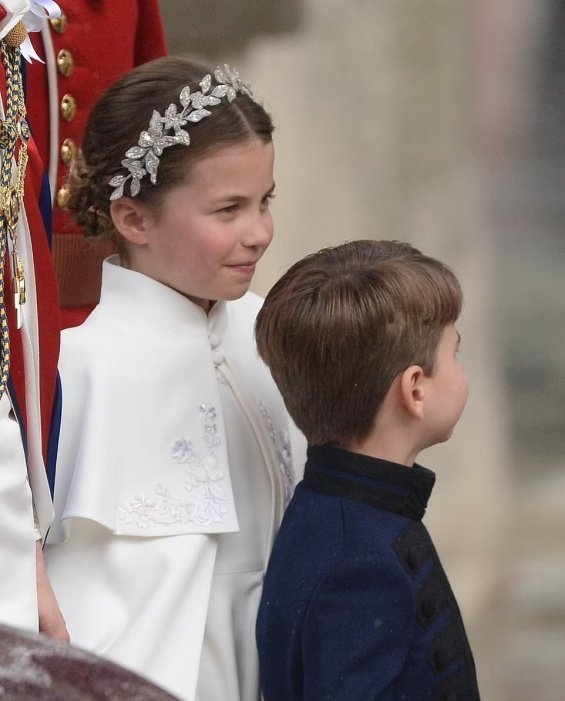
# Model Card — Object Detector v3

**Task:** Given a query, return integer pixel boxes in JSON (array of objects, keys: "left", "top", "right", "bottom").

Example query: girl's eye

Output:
[{"left": 219, "top": 203, "right": 239, "bottom": 214}]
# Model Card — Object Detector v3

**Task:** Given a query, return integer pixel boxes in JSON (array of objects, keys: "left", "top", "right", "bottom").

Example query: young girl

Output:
[{"left": 44, "top": 55, "right": 303, "bottom": 701}]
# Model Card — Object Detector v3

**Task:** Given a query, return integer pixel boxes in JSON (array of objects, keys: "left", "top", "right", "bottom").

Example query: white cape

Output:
[{"left": 46, "top": 258, "right": 304, "bottom": 699}]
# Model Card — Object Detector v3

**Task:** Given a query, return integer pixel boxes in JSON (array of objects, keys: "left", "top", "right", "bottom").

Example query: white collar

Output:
[{"left": 99, "top": 256, "right": 228, "bottom": 337}]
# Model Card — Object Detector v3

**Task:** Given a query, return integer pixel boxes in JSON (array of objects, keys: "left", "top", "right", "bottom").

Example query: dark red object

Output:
[{"left": 0, "top": 624, "right": 180, "bottom": 700}]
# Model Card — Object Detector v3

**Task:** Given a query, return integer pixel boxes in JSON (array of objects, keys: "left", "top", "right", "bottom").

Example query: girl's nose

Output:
[{"left": 243, "top": 209, "right": 273, "bottom": 249}]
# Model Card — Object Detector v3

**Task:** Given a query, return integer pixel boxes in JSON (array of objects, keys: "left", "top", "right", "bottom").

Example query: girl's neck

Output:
[{"left": 119, "top": 256, "right": 216, "bottom": 314}]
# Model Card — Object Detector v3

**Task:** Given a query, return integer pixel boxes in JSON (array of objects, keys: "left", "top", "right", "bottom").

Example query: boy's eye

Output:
[{"left": 261, "top": 193, "right": 275, "bottom": 209}]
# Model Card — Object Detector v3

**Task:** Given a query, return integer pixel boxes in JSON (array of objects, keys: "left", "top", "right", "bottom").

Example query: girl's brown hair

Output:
[{"left": 68, "top": 55, "right": 274, "bottom": 240}]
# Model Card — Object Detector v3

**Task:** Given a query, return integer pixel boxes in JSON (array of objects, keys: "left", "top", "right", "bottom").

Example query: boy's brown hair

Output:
[{"left": 255, "top": 240, "right": 463, "bottom": 447}]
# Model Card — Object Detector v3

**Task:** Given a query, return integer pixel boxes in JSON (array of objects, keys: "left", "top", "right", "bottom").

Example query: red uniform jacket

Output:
[{"left": 26, "top": 0, "right": 167, "bottom": 328}]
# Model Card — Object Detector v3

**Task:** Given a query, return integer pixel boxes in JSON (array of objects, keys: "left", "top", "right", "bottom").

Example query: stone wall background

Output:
[{"left": 162, "top": 2, "right": 565, "bottom": 698}]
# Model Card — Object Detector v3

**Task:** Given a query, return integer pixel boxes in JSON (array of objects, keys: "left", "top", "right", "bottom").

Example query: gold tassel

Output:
[{"left": 4, "top": 21, "right": 28, "bottom": 48}]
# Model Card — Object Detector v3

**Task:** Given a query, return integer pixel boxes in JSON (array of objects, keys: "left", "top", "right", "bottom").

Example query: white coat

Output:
[{"left": 0, "top": 69, "right": 55, "bottom": 631}]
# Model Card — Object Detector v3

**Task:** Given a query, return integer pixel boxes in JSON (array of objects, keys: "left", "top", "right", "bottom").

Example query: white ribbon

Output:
[{"left": 0, "top": 0, "right": 61, "bottom": 62}]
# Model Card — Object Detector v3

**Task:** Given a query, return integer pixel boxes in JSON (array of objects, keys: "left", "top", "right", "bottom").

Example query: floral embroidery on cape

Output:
[
  {"left": 118, "top": 404, "right": 229, "bottom": 529},
  {"left": 258, "top": 400, "right": 294, "bottom": 505}
]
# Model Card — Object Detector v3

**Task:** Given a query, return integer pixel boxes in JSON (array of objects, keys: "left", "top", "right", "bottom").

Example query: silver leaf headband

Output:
[{"left": 109, "top": 64, "right": 253, "bottom": 201}]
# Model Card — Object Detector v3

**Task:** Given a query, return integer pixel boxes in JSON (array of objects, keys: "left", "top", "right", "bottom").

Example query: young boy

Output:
[{"left": 254, "top": 240, "right": 480, "bottom": 700}]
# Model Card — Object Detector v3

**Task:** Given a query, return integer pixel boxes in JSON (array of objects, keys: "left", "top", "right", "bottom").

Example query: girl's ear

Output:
[
  {"left": 109, "top": 198, "right": 151, "bottom": 246},
  {"left": 399, "top": 365, "right": 426, "bottom": 420}
]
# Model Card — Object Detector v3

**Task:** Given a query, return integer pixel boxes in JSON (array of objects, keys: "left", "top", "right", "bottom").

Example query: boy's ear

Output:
[
  {"left": 109, "top": 198, "right": 151, "bottom": 246},
  {"left": 399, "top": 365, "right": 426, "bottom": 420}
]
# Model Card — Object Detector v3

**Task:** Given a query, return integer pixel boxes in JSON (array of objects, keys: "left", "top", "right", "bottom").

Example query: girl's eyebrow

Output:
[{"left": 216, "top": 182, "right": 276, "bottom": 202}]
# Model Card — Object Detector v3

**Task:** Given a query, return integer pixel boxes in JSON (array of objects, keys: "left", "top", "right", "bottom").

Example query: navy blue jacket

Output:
[{"left": 256, "top": 445, "right": 480, "bottom": 700}]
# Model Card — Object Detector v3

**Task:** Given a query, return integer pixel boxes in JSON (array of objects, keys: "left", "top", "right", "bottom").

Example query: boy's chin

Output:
[{"left": 423, "top": 425, "right": 457, "bottom": 451}]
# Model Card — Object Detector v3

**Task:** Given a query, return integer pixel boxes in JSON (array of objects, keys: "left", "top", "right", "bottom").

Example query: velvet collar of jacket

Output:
[{"left": 304, "top": 445, "right": 436, "bottom": 521}]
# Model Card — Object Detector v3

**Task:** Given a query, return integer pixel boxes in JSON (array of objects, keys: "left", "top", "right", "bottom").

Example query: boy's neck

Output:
[{"left": 344, "top": 405, "right": 424, "bottom": 467}]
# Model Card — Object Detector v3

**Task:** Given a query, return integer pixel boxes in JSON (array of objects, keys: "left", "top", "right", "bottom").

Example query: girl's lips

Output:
[{"left": 226, "top": 262, "right": 257, "bottom": 273}]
